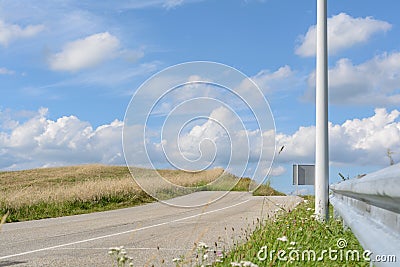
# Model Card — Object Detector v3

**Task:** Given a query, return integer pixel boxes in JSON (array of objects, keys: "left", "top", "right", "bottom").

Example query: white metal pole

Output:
[{"left": 315, "top": 0, "right": 329, "bottom": 221}]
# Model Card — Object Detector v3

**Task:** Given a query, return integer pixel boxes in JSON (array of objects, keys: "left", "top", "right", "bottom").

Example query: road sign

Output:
[{"left": 293, "top": 164, "right": 315, "bottom": 185}]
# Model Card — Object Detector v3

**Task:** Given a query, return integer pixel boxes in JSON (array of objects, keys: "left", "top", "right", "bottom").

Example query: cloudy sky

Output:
[{"left": 1, "top": 0, "right": 399, "bottom": 193}]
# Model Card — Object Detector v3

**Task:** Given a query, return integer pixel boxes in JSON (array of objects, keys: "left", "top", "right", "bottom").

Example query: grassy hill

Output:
[{"left": 0, "top": 165, "right": 283, "bottom": 223}]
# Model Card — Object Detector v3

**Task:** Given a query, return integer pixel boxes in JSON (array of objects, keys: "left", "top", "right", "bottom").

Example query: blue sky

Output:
[{"left": 1, "top": 0, "right": 400, "bottom": 194}]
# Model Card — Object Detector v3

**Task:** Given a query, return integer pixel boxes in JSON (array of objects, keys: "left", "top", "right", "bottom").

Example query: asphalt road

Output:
[{"left": 0, "top": 191, "right": 302, "bottom": 266}]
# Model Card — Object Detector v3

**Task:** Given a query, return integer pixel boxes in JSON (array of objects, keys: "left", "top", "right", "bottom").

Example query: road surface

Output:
[{"left": 0, "top": 191, "right": 302, "bottom": 266}]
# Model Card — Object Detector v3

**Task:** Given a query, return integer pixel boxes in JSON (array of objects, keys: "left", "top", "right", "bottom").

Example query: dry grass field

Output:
[
  {"left": 0, "top": 164, "right": 283, "bottom": 222},
  {"left": 1, "top": 165, "right": 138, "bottom": 208}
]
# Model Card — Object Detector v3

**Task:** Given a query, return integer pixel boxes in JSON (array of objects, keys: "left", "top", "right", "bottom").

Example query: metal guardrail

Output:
[{"left": 330, "top": 163, "right": 400, "bottom": 266}]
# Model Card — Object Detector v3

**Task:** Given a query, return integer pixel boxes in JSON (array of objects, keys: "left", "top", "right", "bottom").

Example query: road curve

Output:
[{"left": 0, "top": 191, "right": 302, "bottom": 266}]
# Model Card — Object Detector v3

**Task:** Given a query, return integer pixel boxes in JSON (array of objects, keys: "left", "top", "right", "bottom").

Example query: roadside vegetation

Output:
[
  {"left": 0, "top": 164, "right": 283, "bottom": 222},
  {"left": 213, "top": 197, "right": 369, "bottom": 267}
]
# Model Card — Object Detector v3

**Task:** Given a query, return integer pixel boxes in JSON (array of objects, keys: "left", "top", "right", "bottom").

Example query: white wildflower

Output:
[
  {"left": 241, "top": 261, "right": 258, "bottom": 267},
  {"left": 198, "top": 242, "right": 209, "bottom": 249},
  {"left": 277, "top": 236, "right": 288, "bottom": 242},
  {"left": 172, "top": 257, "right": 182, "bottom": 262},
  {"left": 290, "top": 241, "right": 296, "bottom": 245}
]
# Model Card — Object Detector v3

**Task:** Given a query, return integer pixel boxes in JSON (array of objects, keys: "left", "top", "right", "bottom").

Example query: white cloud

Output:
[
  {"left": 0, "top": 67, "right": 15, "bottom": 75},
  {"left": 0, "top": 19, "right": 44, "bottom": 46},
  {"left": 305, "top": 52, "right": 400, "bottom": 105},
  {"left": 116, "top": 0, "right": 199, "bottom": 10},
  {"left": 0, "top": 108, "right": 124, "bottom": 170},
  {"left": 164, "top": 106, "right": 246, "bottom": 168},
  {"left": 276, "top": 108, "right": 400, "bottom": 166},
  {"left": 234, "top": 65, "right": 297, "bottom": 111},
  {"left": 270, "top": 165, "right": 285, "bottom": 176},
  {"left": 2, "top": 107, "right": 399, "bottom": 172},
  {"left": 48, "top": 32, "right": 120, "bottom": 71},
  {"left": 71, "top": 61, "right": 159, "bottom": 88},
  {"left": 276, "top": 126, "right": 316, "bottom": 163},
  {"left": 119, "top": 48, "right": 145, "bottom": 63},
  {"left": 248, "top": 65, "right": 295, "bottom": 93},
  {"left": 163, "top": 0, "right": 185, "bottom": 9},
  {"left": 296, "top": 13, "right": 391, "bottom": 57},
  {"left": 157, "top": 105, "right": 275, "bottom": 183}
]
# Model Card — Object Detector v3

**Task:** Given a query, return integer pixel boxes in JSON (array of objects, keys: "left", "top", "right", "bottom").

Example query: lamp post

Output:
[{"left": 315, "top": 0, "right": 329, "bottom": 221}]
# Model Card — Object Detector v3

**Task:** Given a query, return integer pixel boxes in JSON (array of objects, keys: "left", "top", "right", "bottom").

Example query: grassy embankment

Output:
[
  {"left": 212, "top": 197, "right": 369, "bottom": 267},
  {"left": 0, "top": 165, "right": 283, "bottom": 223}
]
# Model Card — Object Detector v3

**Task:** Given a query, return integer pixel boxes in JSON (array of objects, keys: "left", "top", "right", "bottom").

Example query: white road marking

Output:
[
  {"left": 53, "top": 247, "right": 192, "bottom": 251},
  {"left": 0, "top": 198, "right": 250, "bottom": 260}
]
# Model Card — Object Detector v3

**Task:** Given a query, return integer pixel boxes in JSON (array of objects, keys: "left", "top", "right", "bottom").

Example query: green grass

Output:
[
  {"left": 213, "top": 197, "right": 369, "bottom": 266},
  {"left": 4, "top": 192, "right": 154, "bottom": 222},
  {"left": 202, "top": 175, "right": 285, "bottom": 197}
]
